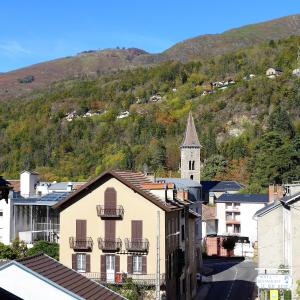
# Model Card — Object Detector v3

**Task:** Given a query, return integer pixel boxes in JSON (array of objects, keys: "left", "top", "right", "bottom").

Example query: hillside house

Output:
[
  {"left": 266, "top": 67, "right": 283, "bottom": 78},
  {"left": 54, "top": 170, "right": 199, "bottom": 300}
]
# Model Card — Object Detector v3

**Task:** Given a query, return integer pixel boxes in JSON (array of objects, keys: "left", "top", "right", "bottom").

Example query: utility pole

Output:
[{"left": 156, "top": 211, "right": 160, "bottom": 300}]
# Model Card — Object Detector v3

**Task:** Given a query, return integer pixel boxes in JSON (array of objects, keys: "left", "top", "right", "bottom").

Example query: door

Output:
[{"left": 106, "top": 255, "right": 115, "bottom": 283}]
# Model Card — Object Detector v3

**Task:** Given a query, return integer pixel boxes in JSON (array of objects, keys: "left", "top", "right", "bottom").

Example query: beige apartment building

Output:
[{"left": 54, "top": 170, "right": 198, "bottom": 300}]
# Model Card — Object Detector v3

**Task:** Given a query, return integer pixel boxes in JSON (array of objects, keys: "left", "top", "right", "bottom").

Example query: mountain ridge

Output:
[{"left": 1, "top": 13, "right": 300, "bottom": 99}]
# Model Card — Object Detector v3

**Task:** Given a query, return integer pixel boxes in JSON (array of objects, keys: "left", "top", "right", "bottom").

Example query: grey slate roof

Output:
[
  {"left": 201, "top": 180, "right": 244, "bottom": 192},
  {"left": 181, "top": 111, "right": 201, "bottom": 147},
  {"left": 156, "top": 178, "right": 201, "bottom": 188},
  {"left": 281, "top": 191, "right": 300, "bottom": 204},
  {"left": 216, "top": 193, "right": 269, "bottom": 203}
]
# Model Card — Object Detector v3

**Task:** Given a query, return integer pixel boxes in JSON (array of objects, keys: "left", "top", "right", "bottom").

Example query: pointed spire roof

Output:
[{"left": 181, "top": 111, "right": 201, "bottom": 147}]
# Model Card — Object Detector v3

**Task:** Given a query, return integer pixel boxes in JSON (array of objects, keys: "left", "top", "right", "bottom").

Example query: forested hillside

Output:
[{"left": 1, "top": 36, "right": 300, "bottom": 192}]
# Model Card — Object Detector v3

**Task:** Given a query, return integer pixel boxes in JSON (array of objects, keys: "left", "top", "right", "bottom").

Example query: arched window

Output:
[
  {"left": 189, "top": 161, "right": 192, "bottom": 170},
  {"left": 192, "top": 161, "right": 195, "bottom": 170}
]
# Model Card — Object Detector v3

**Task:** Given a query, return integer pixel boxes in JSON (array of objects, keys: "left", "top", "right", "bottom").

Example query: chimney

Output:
[
  {"left": 268, "top": 184, "right": 285, "bottom": 203},
  {"left": 20, "top": 171, "right": 39, "bottom": 198},
  {"left": 67, "top": 182, "right": 73, "bottom": 192}
]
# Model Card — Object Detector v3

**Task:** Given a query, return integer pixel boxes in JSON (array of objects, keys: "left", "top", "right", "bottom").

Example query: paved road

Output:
[{"left": 200, "top": 258, "right": 257, "bottom": 300}]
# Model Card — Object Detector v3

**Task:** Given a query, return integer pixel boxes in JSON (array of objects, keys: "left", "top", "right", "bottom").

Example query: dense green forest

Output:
[{"left": 1, "top": 36, "right": 300, "bottom": 192}]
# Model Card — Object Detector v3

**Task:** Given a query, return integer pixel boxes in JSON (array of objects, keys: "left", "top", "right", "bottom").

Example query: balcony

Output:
[
  {"left": 69, "top": 237, "right": 93, "bottom": 251},
  {"left": 98, "top": 238, "right": 122, "bottom": 252},
  {"left": 96, "top": 205, "right": 124, "bottom": 219},
  {"left": 125, "top": 238, "right": 149, "bottom": 253},
  {"left": 226, "top": 219, "right": 240, "bottom": 225}
]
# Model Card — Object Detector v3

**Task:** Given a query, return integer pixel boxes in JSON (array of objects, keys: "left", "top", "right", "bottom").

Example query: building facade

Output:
[
  {"left": 255, "top": 183, "right": 300, "bottom": 298},
  {"left": 55, "top": 170, "right": 198, "bottom": 300}
]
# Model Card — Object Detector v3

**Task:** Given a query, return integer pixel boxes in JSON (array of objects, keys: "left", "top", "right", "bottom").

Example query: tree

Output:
[
  {"left": 26, "top": 241, "right": 59, "bottom": 260},
  {"left": 222, "top": 236, "right": 238, "bottom": 256},
  {"left": 248, "top": 132, "right": 300, "bottom": 187},
  {"left": 202, "top": 155, "right": 228, "bottom": 179},
  {"left": 268, "top": 106, "right": 295, "bottom": 138}
]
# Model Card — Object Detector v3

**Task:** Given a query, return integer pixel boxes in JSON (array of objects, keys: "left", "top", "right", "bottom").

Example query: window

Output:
[
  {"left": 189, "top": 161, "right": 192, "bottom": 170},
  {"left": 133, "top": 256, "right": 142, "bottom": 273},
  {"left": 77, "top": 254, "right": 86, "bottom": 272},
  {"left": 0, "top": 210, "right": 3, "bottom": 217},
  {"left": 233, "top": 224, "right": 240, "bottom": 233},
  {"left": 181, "top": 225, "right": 185, "bottom": 241},
  {"left": 191, "top": 161, "right": 195, "bottom": 170},
  {"left": 190, "top": 175, "right": 194, "bottom": 180}
]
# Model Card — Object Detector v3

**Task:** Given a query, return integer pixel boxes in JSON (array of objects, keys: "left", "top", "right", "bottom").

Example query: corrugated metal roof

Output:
[
  {"left": 216, "top": 193, "right": 269, "bottom": 203},
  {"left": 16, "top": 254, "right": 126, "bottom": 300},
  {"left": 201, "top": 180, "right": 244, "bottom": 192}
]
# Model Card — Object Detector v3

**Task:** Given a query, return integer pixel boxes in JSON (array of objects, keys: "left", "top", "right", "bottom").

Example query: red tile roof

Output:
[{"left": 16, "top": 254, "right": 126, "bottom": 300}]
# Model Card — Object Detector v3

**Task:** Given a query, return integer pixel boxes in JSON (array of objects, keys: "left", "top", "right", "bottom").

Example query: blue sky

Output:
[{"left": 0, "top": 0, "right": 300, "bottom": 72}]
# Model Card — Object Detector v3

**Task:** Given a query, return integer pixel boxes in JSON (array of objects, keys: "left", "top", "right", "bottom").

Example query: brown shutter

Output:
[
  {"left": 142, "top": 256, "right": 147, "bottom": 274},
  {"left": 104, "top": 188, "right": 117, "bottom": 209},
  {"left": 72, "top": 254, "right": 77, "bottom": 270},
  {"left": 115, "top": 255, "right": 120, "bottom": 273},
  {"left": 105, "top": 220, "right": 116, "bottom": 239},
  {"left": 131, "top": 220, "right": 142, "bottom": 239},
  {"left": 101, "top": 255, "right": 106, "bottom": 281},
  {"left": 76, "top": 220, "right": 86, "bottom": 239},
  {"left": 86, "top": 254, "right": 91, "bottom": 272},
  {"left": 127, "top": 256, "right": 133, "bottom": 274}
]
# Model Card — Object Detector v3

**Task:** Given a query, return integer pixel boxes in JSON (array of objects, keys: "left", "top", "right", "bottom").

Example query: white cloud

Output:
[{"left": 0, "top": 41, "right": 31, "bottom": 56}]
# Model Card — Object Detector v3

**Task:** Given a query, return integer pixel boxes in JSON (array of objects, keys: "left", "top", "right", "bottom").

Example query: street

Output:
[{"left": 198, "top": 258, "right": 257, "bottom": 300}]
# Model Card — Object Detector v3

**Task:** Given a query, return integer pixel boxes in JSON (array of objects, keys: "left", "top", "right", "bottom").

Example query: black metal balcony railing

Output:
[
  {"left": 124, "top": 238, "right": 149, "bottom": 252},
  {"left": 69, "top": 237, "right": 93, "bottom": 250},
  {"left": 96, "top": 205, "right": 124, "bottom": 219},
  {"left": 98, "top": 238, "right": 122, "bottom": 252}
]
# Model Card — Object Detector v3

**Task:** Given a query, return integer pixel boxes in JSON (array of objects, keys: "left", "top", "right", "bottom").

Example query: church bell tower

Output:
[{"left": 180, "top": 112, "right": 201, "bottom": 181}]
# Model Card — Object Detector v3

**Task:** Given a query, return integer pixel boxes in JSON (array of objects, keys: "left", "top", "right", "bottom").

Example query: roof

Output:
[
  {"left": 156, "top": 178, "right": 201, "bottom": 189},
  {"left": 254, "top": 191, "right": 300, "bottom": 217},
  {"left": 254, "top": 200, "right": 281, "bottom": 217},
  {"left": 14, "top": 254, "right": 126, "bottom": 300},
  {"left": 53, "top": 170, "right": 180, "bottom": 212},
  {"left": 281, "top": 191, "right": 300, "bottom": 205},
  {"left": 216, "top": 193, "right": 269, "bottom": 203},
  {"left": 7, "top": 180, "right": 20, "bottom": 192},
  {"left": 181, "top": 111, "right": 201, "bottom": 148},
  {"left": 48, "top": 182, "right": 86, "bottom": 191},
  {"left": 201, "top": 180, "right": 244, "bottom": 192},
  {"left": 13, "top": 192, "right": 70, "bottom": 206}
]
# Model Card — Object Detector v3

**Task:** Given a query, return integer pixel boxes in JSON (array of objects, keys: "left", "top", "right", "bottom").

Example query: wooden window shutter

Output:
[
  {"left": 127, "top": 256, "right": 133, "bottom": 274},
  {"left": 104, "top": 188, "right": 117, "bottom": 209},
  {"left": 76, "top": 220, "right": 86, "bottom": 239},
  {"left": 72, "top": 254, "right": 77, "bottom": 270},
  {"left": 131, "top": 220, "right": 142, "bottom": 239},
  {"left": 115, "top": 255, "right": 120, "bottom": 273},
  {"left": 101, "top": 255, "right": 106, "bottom": 281},
  {"left": 105, "top": 220, "right": 116, "bottom": 239},
  {"left": 86, "top": 254, "right": 91, "bottom": 272},
  {"left": 142, "top": 256, "right": 147, "bottom": 274}
]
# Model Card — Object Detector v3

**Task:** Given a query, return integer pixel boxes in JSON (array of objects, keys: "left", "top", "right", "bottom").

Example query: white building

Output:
[
  {"left": 215, "top": 193, "right": 269, "bottom": 257},
  {"left": 0, "top": 171, "right": 85, "bottom": 245}
]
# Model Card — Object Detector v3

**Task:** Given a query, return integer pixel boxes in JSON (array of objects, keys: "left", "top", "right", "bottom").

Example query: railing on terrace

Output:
[
  {"left": 96, "top": 205, "right": 124, "bottom": 219},
  {"left": 69, "top": 237, "right": 93, "bottom": 250},
  {"left": 98, "top": 238, "right": 122, "bottom": 252},
  {"left": 83, "top": 272, "right": 166, "bottom": 286},
  {"left": 124, "top": 238, "right": 149, "bottom": 252}
]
